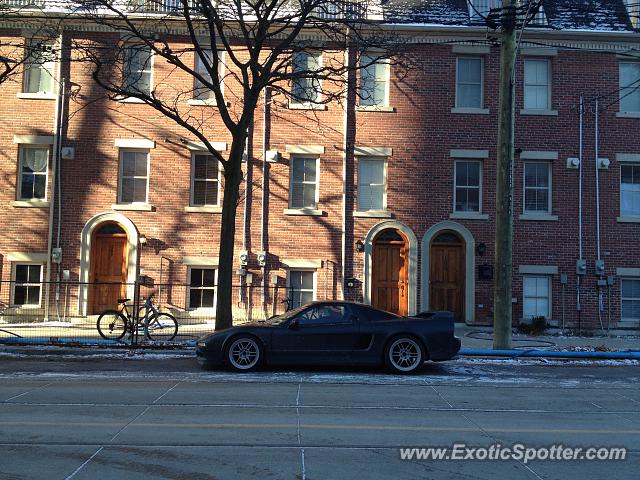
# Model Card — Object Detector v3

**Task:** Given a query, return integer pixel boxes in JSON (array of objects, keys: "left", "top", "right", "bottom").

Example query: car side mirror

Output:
[{"left": 288, "top": 319, "right": 300, "bottom": 330}]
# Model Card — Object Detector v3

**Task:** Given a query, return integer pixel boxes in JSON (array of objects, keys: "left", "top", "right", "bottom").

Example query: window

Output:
[
  {"left": 123, "top": 43, "right": 152, "bottom": 95},
  {"left": 454, "top": 160, "right": 481, "bottom": 213},
  {"left": 620, "top": 63, "right": 640, "bottom": 112},
  {"left": 523, "top": 275, "right": 550, "bottom": 319},
  {"left": 188, "top": 268, "right": 216, "bottom": 310},
  {"left": 456, "top": 58, "right": 483, "bottom": 109},
  {"left": 357, "top": 158, "right": 385, "bottom": 211},
  {"left": 118, "top": 150, "right": 149, "bottom": 204},
  {"left": 469, "top": 0, "right": 500, "bottom": 20},
  {"left": 23, "top": 40, "right": 55, "bottom": 95},
  {"left": 288, "top": 270, "right": 315, "bottom": 309},
  {"left": 191, "top": 153, "right": 219, "bottom": 206},
  {"left": 621, "top": 164, "right": 640, "bottom": 217},
  {"left": 194, "top": 49, "right": 224, "bottom": 101},
  {"left": 18, "top": 146, "right": 49, "bottom": 200},
  {"left": 524, "top": 59, "right": 551, "bottom": 110},
  {"left": 292, "top": 51, "right": 321, "bottom": 104},
  {"left": 524, "top": 161, "right": 551, "bottom": 214},
  {"left": 621, "top": 278, "right": 640, "bottom": 321},
  {"left": 290, "top": 156, "right": 318, "bottom": 209},
  {"left": 359, "top": 54, "right": 388, "bottom": 107},
  {"left": 12, "top": 264, "right": 43, "bottom": 307},
  {"left": 624, "top": 0, "right": 640, "bottom": 28},
  {"left": 297, "top": 305, "right": 349, "bottom": 326}
]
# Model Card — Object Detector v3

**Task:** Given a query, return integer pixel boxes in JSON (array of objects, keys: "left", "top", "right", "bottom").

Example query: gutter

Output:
[{"left": 44, "top": 31, "right": 64, "bottom": 321}]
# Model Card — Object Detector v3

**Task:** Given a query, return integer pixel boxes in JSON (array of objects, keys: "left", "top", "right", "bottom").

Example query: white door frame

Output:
[
  {"left": 362, "top": 220, "right": 418, "bottom": 316},
  {"left": 78, "top": 212, "right": 139, "bottom": 316},
  {"left": 421, "top": 221, "right": 475, "bottom": 323}
]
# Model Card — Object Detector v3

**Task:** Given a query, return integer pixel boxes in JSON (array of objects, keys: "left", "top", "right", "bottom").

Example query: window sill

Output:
[
  {"left": 451, "top": 107, "right": 490, "bottom": 115},
  {"left": 16, "top": 93, "right": 56, "bottom": 100},
  {"left": 112, "top": 203, "right": 155, "bottom": 212},
  {"left": 187, "top": 99, "right": 223, "bottom": 107},
  {"left": 116, "top": 96, "right": 147, "bottom": 104},
  {"left": 355, "top": 105, "right": 395, "bottom": 113},
  {"left": 11, "top": 200, "right": 50, "bottom": 208},
  {"left": 184, "top": 205, "right": 222, "bottom": 214},
  {"left": 288, "top": 103, "right": 328, "bottom": 111},
  {"left": 520, "top": 109, "right": 558, "bottom": 116},
  {"left": 353, "top": 210, "right": 392, "bottom": 218},
  {"left": 617, "top": 216, "right": 640, "bottom": 223},
  {"left": 283, "top": 208, "right": 324, "bottom": 216},
  {"left": 449, "top": 212, "right": 489, "bottom": 220},
  {"left": 616, "top": 112, "right": 640, "bottom": 118},
  {"left": 519, "top": 213, "right": 558, "bottom": 221}
]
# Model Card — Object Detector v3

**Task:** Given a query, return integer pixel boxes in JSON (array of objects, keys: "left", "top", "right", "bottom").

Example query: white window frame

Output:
[
  {"left": 17, "top": 145, "right": 49, "bottom": 201},
  {"left": 10, "top": 262, "right": 44, "bottom": 308},
  {"left": 291, "top": 51, "right": 323, "bottom": 105},
  {"left": 455, "top": 57, "right": 484, "bottom": 109},
  {"left": 523, "top": 161, "right": 552, "bottom": 215},
  {"left": 123, "top": 42, "right": 154, "bottom": 96},
  {"left": 453, "top": 160, "right": 482, "bottom": 213},
  {"left": 357, "top": 156, "right": 387, "bottom": 212},
  {"left": 358, "top": 53, "right": 390, "bottom": 107},
  {"left": 619, "top": 62, "right": 640, "bottom": 113},
  {"left": 118, "top": 149, "right": 150, "bottom": 205},
  {"left": 522, "top": 275, "right": 551, "bottom": 320},
  {"left": 620, "top": 163, "right": 640, "bottom": 217},
  {"left": 190, "top": 152, "right": 221, "bottom": 206},
  {"left": 22, "top": 39, "right": 56, "bottom": 96},
  {"left": 621, "top": 277, "right": 640, "bottom": 321},
  {"left": 289, "top": 156, "right": 320, "bottom": 209},
  {"left": 286, "top": 269, "right": 317, "bottom": 309},
  {"left": 523, "top": 58, "right": 551, "bottom": 110},
  {"left": 193, "top": 48, "right": 225, "bottom": 102},
  {"left": 186, "top": 267, "right": 217, "bottom": 311}
]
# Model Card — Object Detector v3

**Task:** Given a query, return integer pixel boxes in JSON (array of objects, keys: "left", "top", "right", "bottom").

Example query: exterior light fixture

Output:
[{"left": 355, "top": 240, "right": 365, "bottom": 253}]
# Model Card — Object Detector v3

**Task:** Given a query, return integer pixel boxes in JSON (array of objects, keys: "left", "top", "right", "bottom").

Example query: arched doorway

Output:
[
  {"left": 88, "top": 222, "right": 129, "bottom": 314},
  {"left": 371, "top": 229, "right": 409, "bottom": 316},
  {"left": 429, "top": 231, "right": 465, "bottom": 321}
]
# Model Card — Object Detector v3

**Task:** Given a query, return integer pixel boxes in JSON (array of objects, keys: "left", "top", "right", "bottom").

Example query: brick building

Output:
[{"left": 1, "top": 0, "right": 639, "bottom": 331}]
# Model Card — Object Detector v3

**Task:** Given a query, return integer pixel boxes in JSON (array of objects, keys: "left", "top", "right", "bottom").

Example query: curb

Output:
[{"left": 458, "top": 348, "right": 640, "bottom": 360}]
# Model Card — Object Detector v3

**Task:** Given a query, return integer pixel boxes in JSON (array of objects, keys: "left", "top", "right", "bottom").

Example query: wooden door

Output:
[
  {"left": 89, "top": 225, "right": 128, "bottom": 314},
  {"left": 371, "top": 230, "right": 408, "bottom": 316},
  {"left": 429, "top": 232, "right": 465, "bottom": 321}
]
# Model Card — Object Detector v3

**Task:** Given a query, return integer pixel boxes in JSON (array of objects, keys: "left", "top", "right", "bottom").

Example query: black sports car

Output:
[{"left": 195, "top": 301, "right": 461, "bottom": 374}]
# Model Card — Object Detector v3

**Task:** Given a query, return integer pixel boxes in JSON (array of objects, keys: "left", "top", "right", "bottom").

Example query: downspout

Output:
[
  {"left": 261, "top": 88, "right": 268, "bottom": 316},
  {"left": 577, "top": 96, "right": 583, "bottom": 330},
  {"left": 594, "top": 98, "right": 604, "bottom": 332},
  {"left": 340, "top": 28, "right": 350, "bottom": 301},
  {"left": 44, "top": 31, "right": 64, "bottom": 321}
]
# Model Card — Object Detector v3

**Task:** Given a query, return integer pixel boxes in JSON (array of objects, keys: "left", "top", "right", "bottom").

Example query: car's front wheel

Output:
[
  {"left": 385, "top": 336, "right": 425, "bottom": 374},
  {"left": 226, "top": 336, "right": 263, "bottom": 372}
]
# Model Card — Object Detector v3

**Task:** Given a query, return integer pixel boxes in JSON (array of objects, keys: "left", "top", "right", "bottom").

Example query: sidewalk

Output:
[{"left": 456, "top": 324, "right": 640, "bottom": 353}]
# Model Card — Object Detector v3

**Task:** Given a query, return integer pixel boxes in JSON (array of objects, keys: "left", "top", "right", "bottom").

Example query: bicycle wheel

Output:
[
  {"left": 96, "top": 310, "right": 128, "bottom": 340},
  {"left": 145, "top": 312, "right": 178, "bottom": 342}
]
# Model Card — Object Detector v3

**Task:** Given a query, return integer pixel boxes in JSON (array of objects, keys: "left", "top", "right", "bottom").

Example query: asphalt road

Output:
[{"left": 0, "top": 353, "right": 638, "bottom": 480}]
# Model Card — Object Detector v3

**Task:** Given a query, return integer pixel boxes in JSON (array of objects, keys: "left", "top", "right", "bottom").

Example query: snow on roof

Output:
[{"left": 382, "top": 0, "right": 636, "bottom": 32}]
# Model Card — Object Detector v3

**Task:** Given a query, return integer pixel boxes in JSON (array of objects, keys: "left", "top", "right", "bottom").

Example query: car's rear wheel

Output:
[
  {"left": 385, "top": 336, "right": 425, "bottom": 374},
  {"left": 226, "top": 336, "right": 262, "bottom": 372}
]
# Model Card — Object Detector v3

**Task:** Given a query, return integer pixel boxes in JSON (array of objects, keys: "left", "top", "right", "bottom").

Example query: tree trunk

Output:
[{"left": 215, "top": 136, "right": 246, "bottom": 331}]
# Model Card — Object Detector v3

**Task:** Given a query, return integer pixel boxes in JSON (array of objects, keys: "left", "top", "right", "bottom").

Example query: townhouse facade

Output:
[{"left": 1, "top": 0, "right": 640, "bottom": 330}]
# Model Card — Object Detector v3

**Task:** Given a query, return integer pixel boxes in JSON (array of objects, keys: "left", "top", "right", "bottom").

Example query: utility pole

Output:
[{"left": 493, "top": 0, "right": 517, "bottom": 350}]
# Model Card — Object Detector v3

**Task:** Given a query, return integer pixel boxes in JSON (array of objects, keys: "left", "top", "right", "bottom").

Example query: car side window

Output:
[{"left": 297, "top": 305, "right": 350, "bottom": 326}]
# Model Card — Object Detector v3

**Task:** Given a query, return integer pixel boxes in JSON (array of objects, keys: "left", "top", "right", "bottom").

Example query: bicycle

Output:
[{"left": 96, "top": 294, "right": 178, "bottom": 342}]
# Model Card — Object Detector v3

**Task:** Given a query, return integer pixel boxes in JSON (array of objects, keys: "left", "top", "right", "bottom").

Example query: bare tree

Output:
[
  {"left": 0, "top": 2, "right": 60, "bottom": 87},
  {"left": 65, "top": 0, "right": 402, "bottom": 330}
]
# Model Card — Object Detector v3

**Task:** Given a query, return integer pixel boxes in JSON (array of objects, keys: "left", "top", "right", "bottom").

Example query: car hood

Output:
[{"left": 197, "top": 321, "right": 276, "bottom": 342}]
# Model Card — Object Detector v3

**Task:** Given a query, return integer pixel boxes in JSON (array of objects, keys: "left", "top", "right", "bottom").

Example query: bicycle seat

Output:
[{"left": 117, "top": 298, "right": 130, "bottom": 304}]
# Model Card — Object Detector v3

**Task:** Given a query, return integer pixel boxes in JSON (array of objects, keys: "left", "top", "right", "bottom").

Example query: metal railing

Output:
[{"left": 0, "top": 278, "right": 302, "bottom": 347}]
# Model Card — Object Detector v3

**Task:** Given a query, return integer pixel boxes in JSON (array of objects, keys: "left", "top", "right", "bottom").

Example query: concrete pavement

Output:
[{"left": 0, "top": 356, "right": 638, "bottom": 479}]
